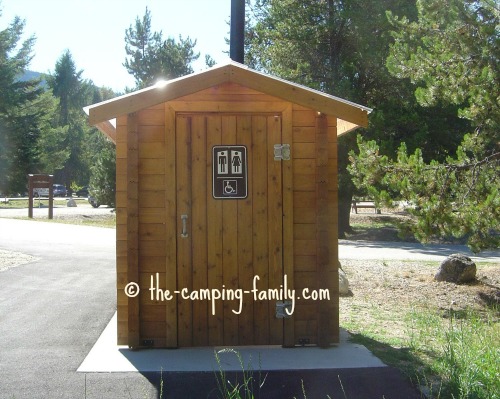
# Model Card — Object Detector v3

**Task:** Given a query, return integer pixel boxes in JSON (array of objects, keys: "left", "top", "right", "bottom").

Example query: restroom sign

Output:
[{"left": 213, "top": 146, "right": 247, "bottom": 199}]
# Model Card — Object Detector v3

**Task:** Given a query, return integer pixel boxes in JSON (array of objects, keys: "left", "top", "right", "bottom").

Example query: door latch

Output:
[
  {"left": 274, "top": 144, "right": 291, "bottom": 161},
  {"left": 275, "top": 301, "right": 293, "bottom": 318}
]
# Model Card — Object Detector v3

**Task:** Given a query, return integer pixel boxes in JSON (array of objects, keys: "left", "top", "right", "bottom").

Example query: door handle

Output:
[{"left": 181, "top": 214, "right": 188, "bottom": 238}]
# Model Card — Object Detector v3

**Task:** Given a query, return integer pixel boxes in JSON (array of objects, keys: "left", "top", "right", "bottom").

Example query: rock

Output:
[
  {"left": 339, "top": 268, "right": 350, "bottom": 296},
  {"left": 67, "top": 198, "right": 77, "bottom": 207},
  {"left": 435, "top": 253, "right": 476, "bottom": 284}
]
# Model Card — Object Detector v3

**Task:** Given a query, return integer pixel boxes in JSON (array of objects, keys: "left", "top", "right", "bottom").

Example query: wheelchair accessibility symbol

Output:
[
  {"left": 223, "top": 180, "right": 237, "bottom": 195},
  {"left": 213, "top": 146, "right": 247, "bottom": 199}
]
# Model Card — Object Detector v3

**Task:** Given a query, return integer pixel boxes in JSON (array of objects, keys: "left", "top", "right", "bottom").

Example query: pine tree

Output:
[
  {"left": 246, "top": 0, "right": 468, "bottom": 236},
  {"left": 0, "top": 10, "right": 46, "bottom": 194},
  {"left": 46, "top": 50, "right": 95, "bottom": 189},
  {"left": 89, "top": 137, "right": 115, "bottom": 207},
  {"left": 349, "top": 0, "right": 500, "bottom": 251},
  {"left": 124, "top": 7, "right": 200, "bottom": 89}
]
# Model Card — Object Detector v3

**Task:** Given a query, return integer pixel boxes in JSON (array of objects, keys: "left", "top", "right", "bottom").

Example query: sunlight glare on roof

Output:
[{"left": 155, "top": 80, "right": 169, "bottom": 88}]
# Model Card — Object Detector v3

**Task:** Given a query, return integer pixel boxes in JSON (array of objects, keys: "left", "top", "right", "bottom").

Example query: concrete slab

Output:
[{"left": 78, "top": 313, "right": 386, "bottom": 373}]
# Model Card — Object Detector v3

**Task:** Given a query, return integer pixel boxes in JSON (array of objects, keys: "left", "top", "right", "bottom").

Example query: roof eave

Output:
[
  {"left": 226, "top": 63, "right": 371, "bottom": 128},
  {"left": 87, "top": 60, "right": 372, "bottom": 129},
  {"left": 87, "top": 63, "right": 232, "bottom": 126},
  {"left": 83, "top": 106, "right": 117, "bottom": 143}
]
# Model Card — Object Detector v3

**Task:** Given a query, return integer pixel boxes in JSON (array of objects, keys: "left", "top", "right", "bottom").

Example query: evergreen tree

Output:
[
  {"left": 48, "top": 50, "right": 84, "bottom": 126},
  {"left": 124, "top": 7, "right": 200, "bottom": 88},
  {"left": 246, "top": 0, "right": 468, "bottom": 236},
  {"left": 33, "top": 91, "right": 70, "bottom": 175},
  {"left": 0, "top": 9, "right": 46, "bottom": 194},
  {"left": 89, "top": 137, "right": 115, "bottom": 207},
  {"left": 349, "top": 0, "right": 499, "bottom": 251},
  {"left": 86, "top": 85, "right": 117, "bottom": 206},
  {"left": 47, "top": 50, "right": 95, "bottom": 189}
]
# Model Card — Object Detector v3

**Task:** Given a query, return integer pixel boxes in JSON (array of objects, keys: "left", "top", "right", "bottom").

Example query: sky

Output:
[{"left": 1, "top": 0, "right": 232, "bottom": 92}]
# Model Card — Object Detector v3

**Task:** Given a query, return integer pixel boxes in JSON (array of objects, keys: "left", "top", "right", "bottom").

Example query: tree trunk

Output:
[
  {"left": 337, "top": 134, "right": 357, "bottom": 238},
  {"left": 338, "top": 184, "right": 354, "bottom": 238}
]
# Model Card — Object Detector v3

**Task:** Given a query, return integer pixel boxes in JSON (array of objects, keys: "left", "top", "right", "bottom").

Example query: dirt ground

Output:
[
  {"left": 340, "top": 212, "right": 500, "bottom": 340},
  {"left": 340, "top": 259, "right": 499, "bottom": 326}
]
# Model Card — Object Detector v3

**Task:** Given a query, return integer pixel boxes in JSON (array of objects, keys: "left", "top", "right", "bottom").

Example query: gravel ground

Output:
[
  {"left": 0, "top": 249, "right": 39, "bottom": 272},
  {"left": 340, "top": 259, "right": 499, "bottom": 333},
  {"left": 341, "top": 213, "right": 499, "bottom": 337},
  {"left": 0, "top": 202, "right": 114, "bottom": 219}
]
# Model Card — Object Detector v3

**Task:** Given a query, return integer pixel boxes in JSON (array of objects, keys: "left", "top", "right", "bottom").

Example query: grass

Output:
[
  {"left": 408, "top": 307, "right": 499, "bottom": 399},
  {"left": 346, "top": 305, "right": 499, "bottom": 399},
  {"left": 0, "top": 198, "right": 71, "bottom": 208},
  {"left": 0, "top": 198, "right": 116, "bottom": 228},
  {"left": 348, "top": 214, "right": 415, "bottom": 241},
  {"left": 5, "top": 215, "right": 116, "bottom": 228},
  {"left": 44, "top": 216, "right": 115, "bottom": 228}
]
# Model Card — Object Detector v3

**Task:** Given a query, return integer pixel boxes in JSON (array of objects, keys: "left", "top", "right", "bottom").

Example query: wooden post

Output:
[
  {"left": 282, "top": 105, "right": 295, "bottom": 347},
  {"left": 28, "top": 176, "right": 34, "bottom": 219},
  {"left": 126, "top": 113, "right": 140, "bottom": 348},
  {"left": 315, "top": 114, "right": 330, "bottom": 348},
  {"left": 48, "top": 180, "right": 54, "bottom": 219},
  {"left": 164, "top": 105, "right": 178, "bottom": 348},
  {"left": 27, "top": 174, "right": 53, "bottom": 219}
]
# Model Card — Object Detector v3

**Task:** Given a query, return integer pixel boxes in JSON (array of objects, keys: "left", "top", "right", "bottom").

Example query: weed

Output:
[
  {"left": 214, "top": 348, "right": 267, "bottom": 399},
  {"left": 159, "top": 368, "right": 164, "bottom": 399},
  {"left": 293, "top": 379, "right": 335, "bottom": 399}
]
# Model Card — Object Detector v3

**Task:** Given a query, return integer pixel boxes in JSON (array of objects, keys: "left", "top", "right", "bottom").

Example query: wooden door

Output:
[{"left": 175, "top": 113, "right": 283, "bottom": 347}]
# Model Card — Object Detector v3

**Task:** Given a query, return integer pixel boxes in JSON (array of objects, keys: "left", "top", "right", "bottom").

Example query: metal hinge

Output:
[
  {"left": 275, "top": 301, "right": 293, "bottom": 318},
  {"left": 274, "top": 144, "right": 291, "bottom": 161}
]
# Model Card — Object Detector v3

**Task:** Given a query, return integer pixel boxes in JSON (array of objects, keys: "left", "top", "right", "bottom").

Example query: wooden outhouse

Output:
[{"left": 86, "top": 61, "right": 371, "bottom": 349}]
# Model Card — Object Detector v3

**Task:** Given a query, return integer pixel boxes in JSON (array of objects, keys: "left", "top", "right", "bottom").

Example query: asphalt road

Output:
[
  {"left": 339, "top": 239, "right": 499, "bottom": 262},
  {"left": 0, "top": 218, "right": 157, "bottom": 398},
  {"left": 0, "top": 217, "right": 496, "bottom": 398}
]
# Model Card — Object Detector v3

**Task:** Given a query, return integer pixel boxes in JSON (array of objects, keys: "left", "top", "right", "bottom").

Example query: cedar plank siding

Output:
[{"left": 115, "top": 82, "right": 340, "bottom": 347}]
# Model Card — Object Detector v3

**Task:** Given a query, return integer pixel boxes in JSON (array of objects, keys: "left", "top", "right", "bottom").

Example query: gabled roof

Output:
[{"left": 85, "top": 60, "right": 372, "bottom": 140}]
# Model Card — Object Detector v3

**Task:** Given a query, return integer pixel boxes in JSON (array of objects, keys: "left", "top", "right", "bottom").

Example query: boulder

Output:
[
  {"left": 435, "top": 253, "right": 476, "bottom": 284},
  {"left": 66, "top": 198, "right": 77, "bottom": 207},
  {"left": 339, "top": 268, "right": 350, "bottom": 296}
]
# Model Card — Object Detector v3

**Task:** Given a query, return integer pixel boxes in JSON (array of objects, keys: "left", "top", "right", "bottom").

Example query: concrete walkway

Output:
[
  {"left": 2, "top": 216, "right": 495, "bottom": 398},
  {"left": 78, "top": 313, "right": 385, "bottom": 373}
]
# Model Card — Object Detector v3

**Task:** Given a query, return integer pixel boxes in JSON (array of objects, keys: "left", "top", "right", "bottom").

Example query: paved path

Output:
[
  {"left": 1, "top": 217, "right": 495, "bottom": 398},
  {"left": 339, "top": 239, "right": 499, "bottom": 262},
  {"left": 2, "top": 205, "right": 497, "bottom": 262},
  {"left": 0, "top": 202, "right": 114, "bottom": 218},
  {"left": 0, "top": 218, "right": 157, "bottom": 398}
]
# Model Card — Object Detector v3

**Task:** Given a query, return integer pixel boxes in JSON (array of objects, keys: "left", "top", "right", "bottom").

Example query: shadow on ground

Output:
[
  {"left": 347, "top": 332, "right": 436, "bottom": 399},
  {"left": 128, "top": 340, "right": 425, "bottom": 399},
  {"left": 138, "top": 367, "right": 423, "bottom": 398}
]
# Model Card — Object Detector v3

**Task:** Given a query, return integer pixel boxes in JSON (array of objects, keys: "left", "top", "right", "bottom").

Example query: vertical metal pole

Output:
[{"left": 230, "top": 0, "right": 245, "bottom": 63}]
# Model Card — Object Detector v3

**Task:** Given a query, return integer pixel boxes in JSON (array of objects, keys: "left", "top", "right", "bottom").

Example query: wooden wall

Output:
[
  {"left": 115, "top": 82, "right": 339, "bottom": 347},
  {"left": 291, "top": 105, "right": 339, "bottom": 346}
]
